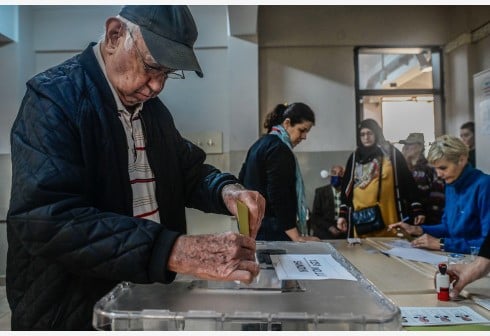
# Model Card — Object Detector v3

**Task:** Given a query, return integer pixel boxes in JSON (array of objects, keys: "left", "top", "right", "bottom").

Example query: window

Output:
[{"left": 355, "top": 47, "right": 444, "bottom": 147}]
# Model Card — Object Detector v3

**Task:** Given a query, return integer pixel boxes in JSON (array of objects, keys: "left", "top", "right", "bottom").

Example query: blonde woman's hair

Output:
[{"left": 427, "top": 134, "right": 469, "bottom": 164}]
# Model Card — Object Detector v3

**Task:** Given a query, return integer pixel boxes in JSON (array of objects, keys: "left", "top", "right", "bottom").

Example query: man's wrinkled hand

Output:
[
  {"left": 167, "top": 232, "right": 259, "bottom": 284},
  {"left": 221, "top": 183, "right": 265, "bottom": 238}
]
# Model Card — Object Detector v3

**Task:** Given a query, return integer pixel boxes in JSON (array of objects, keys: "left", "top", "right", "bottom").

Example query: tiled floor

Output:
[{"left": 0, "top": 287, "right": 11, "bottom": 330}]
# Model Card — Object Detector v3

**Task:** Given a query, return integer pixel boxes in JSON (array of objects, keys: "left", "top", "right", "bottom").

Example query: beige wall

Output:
[
  {"left": 258, "top": 6, "right": 451, "bottom": 47},
  {"left": 445, "top": 35, "right": 490, "bottom": 137}
]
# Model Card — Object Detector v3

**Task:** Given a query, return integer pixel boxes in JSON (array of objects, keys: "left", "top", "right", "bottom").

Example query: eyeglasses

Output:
[
  {"left": 360, "top": 131, "right": 374, "bottom": 137},
  {"left": 127, "top": 29, "right": 185, "bottom": 80}
]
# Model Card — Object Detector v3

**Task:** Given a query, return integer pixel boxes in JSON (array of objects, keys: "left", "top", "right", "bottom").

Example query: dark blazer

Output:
[{"left": 310, "top": 185, "right": 347, "bottom": 239}]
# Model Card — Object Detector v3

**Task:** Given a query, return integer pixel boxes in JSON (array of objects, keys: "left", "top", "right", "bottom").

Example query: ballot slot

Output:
[
  {"left": 189, "top": 270, "right": 304, "bottom": 293},
  {"left": 189, "top": 248, "right": 303, "bottom": 293},
  {"left": 256, "top": 248, "right": 286, "bottom": 269}
]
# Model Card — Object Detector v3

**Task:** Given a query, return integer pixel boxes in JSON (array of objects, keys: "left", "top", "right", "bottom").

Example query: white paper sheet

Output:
[
  {"left": 385, "top": 246, "right": 448, "bottom": 264},
  {"left": 474, "top": 297, "right": 490, "bottom": 311},
  {"left": 400, "top": 306, "right": 489, "bottom": 326},
  {"left": 270, "top": 254, "right": 357, "bottom": 281},
  {"left": 386, "top": 239, "right": 413, "bottom": 248}
]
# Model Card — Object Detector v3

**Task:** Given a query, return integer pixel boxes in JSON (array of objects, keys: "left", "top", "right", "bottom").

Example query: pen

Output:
[
  {"left": 380, "top": 251, "right": 391, "bottom": 258},
  {"left": 394, "top": 216, "right": 413, "bottom": 241}
]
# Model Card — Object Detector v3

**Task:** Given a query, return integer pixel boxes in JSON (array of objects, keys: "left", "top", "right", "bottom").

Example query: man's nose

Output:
[{"left": 147, "top": 76, "right": 166, "bottom": 95}]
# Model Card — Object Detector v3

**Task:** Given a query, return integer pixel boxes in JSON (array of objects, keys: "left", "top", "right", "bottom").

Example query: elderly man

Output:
[{"left": 7, "top": 6, "right": 264, "bottom": 330}]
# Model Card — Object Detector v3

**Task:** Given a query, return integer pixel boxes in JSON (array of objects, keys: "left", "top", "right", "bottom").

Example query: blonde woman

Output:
[{"left": 389, "top": 135, "right": 490, "bottom": 254}]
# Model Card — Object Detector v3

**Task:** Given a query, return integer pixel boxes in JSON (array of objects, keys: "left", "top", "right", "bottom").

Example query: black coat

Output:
[
  {"left": 7, "top": 43, "right": 237, "bottom": 330},
  {"left": 239, "top": 134, "right": 297, "bottom": 241},
  {"left": 310, "top": 185, "right": 347, "bottom": 239}
]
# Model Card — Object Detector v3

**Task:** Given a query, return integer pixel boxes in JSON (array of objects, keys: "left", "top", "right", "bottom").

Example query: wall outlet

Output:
[{"left": 183, "top": 131, "right": 223, "bottom": 154}]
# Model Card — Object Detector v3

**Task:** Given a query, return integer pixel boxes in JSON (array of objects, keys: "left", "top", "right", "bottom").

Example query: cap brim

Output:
[
  {"left": 141, "top": 28, "right": 203, "bottom": 78},
  {"left": 399, "top": 140, "right": 422, "bottom": 145}
]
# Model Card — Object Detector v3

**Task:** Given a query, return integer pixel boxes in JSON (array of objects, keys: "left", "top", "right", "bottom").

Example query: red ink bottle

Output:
[{"left": 436, "top": 263, "right": 450, "bottom": 301}]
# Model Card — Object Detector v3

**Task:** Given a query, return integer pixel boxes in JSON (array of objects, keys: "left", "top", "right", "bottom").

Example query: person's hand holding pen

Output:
[
  {"left": 412, "top": 214, "right": 425, "bottom": 225},
  {"left": 388, "top": 217, "right": 423, "bottom": 239},
  {"left": 389, "top": 219, "right": 443, "bottom": 250}
]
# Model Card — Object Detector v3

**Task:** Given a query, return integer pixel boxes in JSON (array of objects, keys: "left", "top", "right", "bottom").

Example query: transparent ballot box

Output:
[{"left": 93, "top": 241, "right": 402, "bottom": 330}]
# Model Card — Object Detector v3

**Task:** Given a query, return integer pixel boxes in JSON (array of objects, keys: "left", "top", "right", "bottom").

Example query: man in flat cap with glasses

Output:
[
  {"left": 7, "top": 6, "right": 265, "bottom": 330},
  {"left": 399, "top": 133, "right": 445, "bottom": 225}
]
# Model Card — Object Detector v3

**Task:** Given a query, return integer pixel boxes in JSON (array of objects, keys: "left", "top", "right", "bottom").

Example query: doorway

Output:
[
  {"left": 355, "top": 47, "right": 444, "bottom": 145},
  {"left": 360, "top": 94, "right": 435, "bottom": 152}
]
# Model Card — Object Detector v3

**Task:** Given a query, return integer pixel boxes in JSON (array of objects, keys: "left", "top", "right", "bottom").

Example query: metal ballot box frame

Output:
[{"left": 93, "top": 241, "right": 402, "bottom": 331}]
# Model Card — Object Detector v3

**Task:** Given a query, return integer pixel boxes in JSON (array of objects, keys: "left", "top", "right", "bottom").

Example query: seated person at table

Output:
[
  {"left": 445, "top": 234, "right": 490, "bottom": 299},
  {"left": 310, "top": 164, "right": 347, "bottom": 239},
  {"left": 389, "top": 135, "right": 490, "bottom": 254}
]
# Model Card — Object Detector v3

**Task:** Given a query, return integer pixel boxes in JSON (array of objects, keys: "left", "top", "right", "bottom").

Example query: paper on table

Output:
[
  {"left": 386, "top": 239, "right": 413, "bottom": 248},
  {"left": 400, "top": 306, "right": 489, "bottom": 326},
  {"left": 236, "top": 200, "right": 249, "bottom": 236},
  {"left": 385, "top": 246, "right": 447, "bottom": 264},
  {"left": 474, "top": 297, "right": 490, "bottom": 311},
  {"left": 270, "top": 254, "right": 357, "bottom": 281}
]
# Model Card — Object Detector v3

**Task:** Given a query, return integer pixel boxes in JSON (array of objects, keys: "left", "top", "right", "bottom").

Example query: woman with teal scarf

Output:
[{"left": 239, "top": 103, "right": 320, "bottom": 242}]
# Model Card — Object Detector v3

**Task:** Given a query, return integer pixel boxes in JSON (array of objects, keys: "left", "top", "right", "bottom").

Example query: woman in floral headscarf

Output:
[{"left": 336, "top": 119, "right": 424, "bottom": 237}]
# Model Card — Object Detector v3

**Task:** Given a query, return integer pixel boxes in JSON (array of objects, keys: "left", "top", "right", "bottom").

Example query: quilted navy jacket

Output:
[{"left": 7, "top": 43, "right": 237, "bottom": 330}]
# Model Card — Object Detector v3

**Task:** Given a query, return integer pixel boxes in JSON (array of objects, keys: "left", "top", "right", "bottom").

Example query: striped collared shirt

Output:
[{"left": 93, "top": 43, "right": 160, "bottom": 223}]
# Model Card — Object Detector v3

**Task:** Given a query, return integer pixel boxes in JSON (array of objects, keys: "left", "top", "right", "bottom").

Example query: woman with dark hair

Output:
[
  {"left": 460, "top": 121, "right": 476, "bottom": 167},
  {"left": 239, "top": 103, "right": 320, "bottom": 241},
  {"left": 337, "top": 118, "right": 424, "bottom": 237}
]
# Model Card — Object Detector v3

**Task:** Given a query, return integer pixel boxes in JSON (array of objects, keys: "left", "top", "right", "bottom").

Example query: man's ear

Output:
[{"left": 104, "top": 17, "right": 125, "bottom": 52}]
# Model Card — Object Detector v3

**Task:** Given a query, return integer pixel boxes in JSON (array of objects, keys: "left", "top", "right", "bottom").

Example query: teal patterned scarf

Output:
[{"left": 270, "top": 125, "right": 308, "bottom": 235}]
